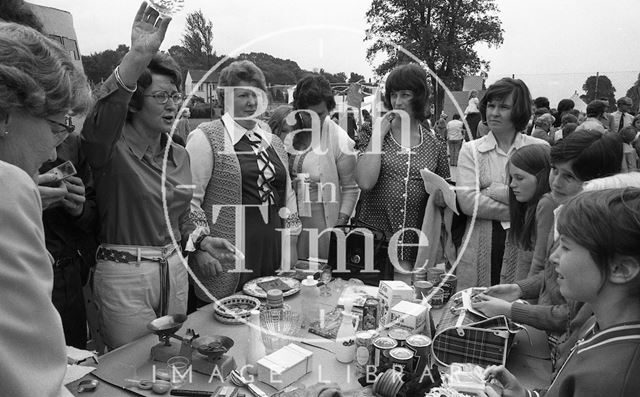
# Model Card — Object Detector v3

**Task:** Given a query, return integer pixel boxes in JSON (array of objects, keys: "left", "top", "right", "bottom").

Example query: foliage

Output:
[
  {"left": 81, "top": 44, "right": 129, "bottom": 84},
  {"left": 348, "top": 72, "right": 366, "bottom": 83},
  {"left": 182, "top": 9, "right": 214, "bottom": 68},
  {"left": 580, "top": 74, "right": 616, "bottom": 108},
  {"left": 625, "top": 73, "right": 640, "bottom": 114},
  {"left": 365, "top": 0, "right": 503, "bottom": 111}
]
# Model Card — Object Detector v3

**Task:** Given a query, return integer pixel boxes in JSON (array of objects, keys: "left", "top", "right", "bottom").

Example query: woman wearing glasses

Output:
[
  {"left": 81, "top": 4, "right": 236, "bottom": 349},
  {"left": 0, "top": 21, "right": 92, "bottom": 396}
]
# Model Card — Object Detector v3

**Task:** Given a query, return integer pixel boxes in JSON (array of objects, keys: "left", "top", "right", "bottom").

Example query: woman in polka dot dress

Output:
[{"left": 355, "top": 64, "right": 450, "bottom": 283}]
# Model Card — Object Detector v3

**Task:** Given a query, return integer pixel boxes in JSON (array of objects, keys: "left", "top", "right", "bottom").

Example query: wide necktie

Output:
[{"left": 246, "top": 130, "right": 276, "bottom": 205}]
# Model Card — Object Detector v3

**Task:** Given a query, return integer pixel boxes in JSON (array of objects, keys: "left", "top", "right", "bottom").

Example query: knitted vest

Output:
[{"left": 192, "top": 120, "right": 291, "bottom": 301}]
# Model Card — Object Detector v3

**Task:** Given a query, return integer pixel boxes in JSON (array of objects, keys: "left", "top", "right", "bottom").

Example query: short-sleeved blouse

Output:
[{"left": 355, "top": 124, "right": 450, "bottom": 262}]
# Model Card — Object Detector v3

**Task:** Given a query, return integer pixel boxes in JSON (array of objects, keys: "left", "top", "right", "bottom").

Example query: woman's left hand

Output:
[
  {"left": 62, "top": 176, "right": 86, "bottom": 217},
  {"left": 199, "top": 236, "right": 241, "bottom": 267},
  {"left": 484, "top": 366, "right": 527, "bottom": 397},
  {"left": 471, "top": 294, "right": 512, "bottom": 318}
]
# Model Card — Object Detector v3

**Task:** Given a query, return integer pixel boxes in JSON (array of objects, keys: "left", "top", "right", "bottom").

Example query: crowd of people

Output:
[{"left": 1, "top": 1, "right": 639, "bottom": 396}]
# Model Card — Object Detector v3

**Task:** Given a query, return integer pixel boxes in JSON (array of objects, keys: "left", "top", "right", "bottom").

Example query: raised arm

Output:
[
  {"left": 355, "top": 116, "right": 391, "bottom": 191},
  {"left": 81, "top": 2, "right": 172, "bottom": 168}
]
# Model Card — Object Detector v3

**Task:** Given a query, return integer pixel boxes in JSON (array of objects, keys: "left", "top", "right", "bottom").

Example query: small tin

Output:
[
  {"left": 430, "top": 287, "right": 445, "bottom": 308},
  {"left": 361, "top": 297, "right": 380, "bottom": 331},
  {"left": 389, "top": 347, "right": 414, "bottom": 373},
  {"left": 440, "top": 273, "right": 458, "bottom": 303},
  {"left": 355, "top": 330, "right": 377, "bottom": 377},
  {"left": 414, "top": 280, "right": 433, "bottom": 300},
  {"left": 387, "top": 327, "right": 412, "bottom": 348},
  {"left": 373, "top": 336, "right": 397, "bottom": 368},
  {"left": 426, "top": 267, "right": 445, "bottom": 284},
  {"left": 405, "top": 334, "right": 432, "bottom": 377}
]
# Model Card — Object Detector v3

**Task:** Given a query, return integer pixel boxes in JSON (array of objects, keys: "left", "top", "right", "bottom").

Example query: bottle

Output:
[
  {"left": 300, "top": 276, "right": 320, "bottom": 327},
  {"left": 335, "top": 311, "right": 357, "bottom": 363},
  {"left": 148, "top": 0, "right": 184, "bottom": 17},
  {"left": 246, "top": 310, "right": 266, "bottom": 375}
]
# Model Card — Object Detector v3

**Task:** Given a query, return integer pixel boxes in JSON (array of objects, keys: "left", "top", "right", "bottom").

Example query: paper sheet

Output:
[
  {"left": 64, "top": 364, "right": 96, "bottom": 385},
  {"left": 420, "top": 168, "right": 458, "bottom": 215}
]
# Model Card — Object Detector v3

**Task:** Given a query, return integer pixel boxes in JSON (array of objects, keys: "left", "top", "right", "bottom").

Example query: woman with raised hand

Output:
[
  {"left": 456, "top": 78, "right": 547, "bottom": 290},
  {"left": 0, "top": 20, "right": 92, "bottom": 396},
  {"left": 356, "top": 63, "right": 449, "bottom": 283},
  {"left": 81, "top": 3, "right": 236, "bottom": 349}
]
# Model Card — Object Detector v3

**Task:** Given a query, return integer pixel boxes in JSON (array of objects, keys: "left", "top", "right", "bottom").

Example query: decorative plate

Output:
[
  {"left": 212, "top": 295, "right": 261, "bottom": 324},
  {"left": 242, "top": 276, "right": 301, "bottom": 299}
]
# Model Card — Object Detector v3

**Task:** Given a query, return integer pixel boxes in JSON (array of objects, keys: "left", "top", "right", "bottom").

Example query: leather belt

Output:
[{"left": 96, "top": 246, "right": 173, "bottom": 317}]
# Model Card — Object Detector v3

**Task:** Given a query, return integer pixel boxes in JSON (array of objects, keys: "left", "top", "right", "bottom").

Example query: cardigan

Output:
[
  {"left": 186, "top": 119, "right": 299, "bottom": 301},
  {"left": 291, "top": 119, "right": 359, "bottom": 229},
  {"left": 0, "top": 161, "right": 68, "bottom": 397},
  {"left": 455, "top": 132, "right": 547, "bottom": 289}
]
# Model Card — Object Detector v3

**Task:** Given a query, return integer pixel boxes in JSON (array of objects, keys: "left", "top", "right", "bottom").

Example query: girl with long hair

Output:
[{"left": 501, "top": 144, "right": 552, "bottom": 282}]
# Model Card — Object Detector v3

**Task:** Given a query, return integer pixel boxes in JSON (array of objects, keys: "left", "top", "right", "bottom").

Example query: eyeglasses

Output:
[
  {"left": 47, "top": 116, "right": 75, "bottom": 146},
  {"left": 144, "top": 91, "right": 184, "bottom": 105}
]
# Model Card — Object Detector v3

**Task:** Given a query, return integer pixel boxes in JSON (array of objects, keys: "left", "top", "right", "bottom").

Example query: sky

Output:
[{"left": 29, "top": 0, "right": 640, "bottom": 106}]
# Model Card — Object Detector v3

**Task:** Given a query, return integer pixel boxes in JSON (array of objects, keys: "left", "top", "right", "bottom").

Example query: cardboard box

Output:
[
  {"left": 388, "top": 300, "right": 429, "bottom": 333},
  {"left": 257, "top": 344, "right": 313, "bottom": 390},
  {"left": 377, "top": 281, "right": 414, "bottom": 326}
]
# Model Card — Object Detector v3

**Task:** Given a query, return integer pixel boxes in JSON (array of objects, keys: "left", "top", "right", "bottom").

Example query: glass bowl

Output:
[{"left": 259, "top": 309, "right": 303, "bottom": 352}]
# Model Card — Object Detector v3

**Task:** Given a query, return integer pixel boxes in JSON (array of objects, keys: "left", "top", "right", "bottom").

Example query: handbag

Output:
[
  {"left": 327, "top": 217, "right": 392, "bottom": 286},
  {"left": 431, "top": 288, "right": 523, "bottom": 367}
]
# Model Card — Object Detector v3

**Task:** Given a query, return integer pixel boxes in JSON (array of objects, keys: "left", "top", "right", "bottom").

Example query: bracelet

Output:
[{"left": 114, "top": 66, "right": 137, "bottom": 93}]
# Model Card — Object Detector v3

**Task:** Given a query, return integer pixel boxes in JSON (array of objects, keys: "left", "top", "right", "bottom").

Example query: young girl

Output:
[
  {"left": 484, "top": 188, "right": 640, "bottom": 397},
  {"left": 502, "top": 144, "right": 552, "bottom": 283}
]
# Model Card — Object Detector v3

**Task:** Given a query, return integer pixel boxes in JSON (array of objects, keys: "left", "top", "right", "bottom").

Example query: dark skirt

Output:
[{"left": 465, "top": 113, "right": 482, "bottom": 140}]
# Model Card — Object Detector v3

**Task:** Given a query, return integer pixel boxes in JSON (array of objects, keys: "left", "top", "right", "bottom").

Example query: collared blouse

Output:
[{"left": 81, "top": 74, "right": 198, "bottom": 246}]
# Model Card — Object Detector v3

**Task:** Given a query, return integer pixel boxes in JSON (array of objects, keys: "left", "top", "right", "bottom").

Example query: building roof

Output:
[{"left": 187, "top": 70, "right": 219, "bottom": 83}]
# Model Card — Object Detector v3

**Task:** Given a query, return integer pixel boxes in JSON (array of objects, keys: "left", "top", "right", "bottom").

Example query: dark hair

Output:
[
  {"left": 554, "top": 99, "right": 575, "bottom": 127},
  {"left": 586, "top": 100, "right": 607, "bottom": 118},
  {"left": 534, "top": 96, "right": 550, "bottom": 109},
  {"left": 558, "top": 188, "right": 640, "bottom": 295},
  {"left": 561, "top": 122, "right": 578, "bottom": 139},
  {"left": 479, "top": 78, "right": 532, "bottom": 132},
  {"left": 217, "top": 60, "right": 267, "bottom": 112},
  {"left": 453, "top": 113, "right": 461, "bottom": 120},
  {"left": 384, "top": 63, "right": 430, "bottom": 121},
  {"left": 293, "top": 74, "right": 336, "bottom": 112},
  {"left": 550, "top": 130, "right": 623, "bottom": 181},
  {"left": 619, "top": 126, "right": 637, "bottom": 144},
  {"left": 560, "top": 113, "right": 578, "bottom": 126},
  {"left": 267, "top": 104, "right": 293, "bottom": 138},
  {"left": 508, "top": 145, "right": 552, "bottom": 250},
  {"left": 557, "top": 99, "right": 574, "bottom": 113},
  {"left": 128, "top": 52, "right": 182, "bottom": 117}
]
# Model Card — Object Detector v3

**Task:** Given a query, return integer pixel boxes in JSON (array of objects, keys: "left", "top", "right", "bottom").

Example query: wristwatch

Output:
[{"left": 194, "top": 234, "right": 209, "bottom": 251}]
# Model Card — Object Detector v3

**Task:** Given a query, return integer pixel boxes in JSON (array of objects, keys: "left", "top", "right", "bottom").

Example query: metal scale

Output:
[{"left": 147, "top": 314, "right": 237, "bottom": 378}]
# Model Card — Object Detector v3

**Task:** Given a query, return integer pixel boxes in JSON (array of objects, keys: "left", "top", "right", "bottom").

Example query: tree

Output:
[
  {"left": 365, "top": 0, "right": 503, "bottom": 114},
  {"left": 580, "top": 74, "right": 616, "bottom": 108},
  {"left": 348, "top": 72, "right": 365, "bottom": 83},
  {"left": 625, "top": 73, "right": 640, "bottom": 114},
  {"left": 182, "top": 10, "right": 214, "bottom": 68},
  {"left": 81, "top": 44, "right": 129, "bottom": 85}
]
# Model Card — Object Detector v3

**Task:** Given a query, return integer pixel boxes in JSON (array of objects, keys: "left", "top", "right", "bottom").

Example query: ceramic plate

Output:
[{"left": 242, "top": 276, "right": 301, "bottom": 298}]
